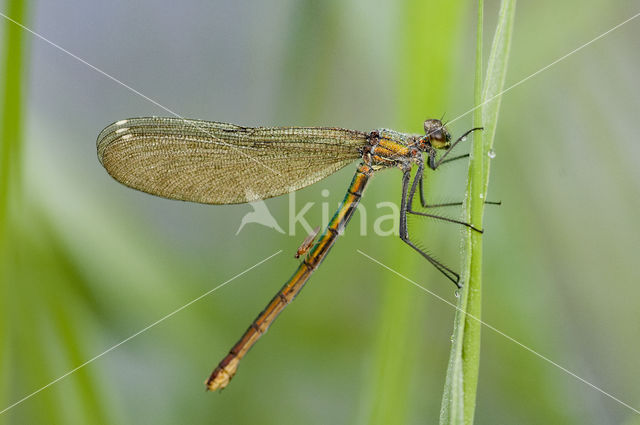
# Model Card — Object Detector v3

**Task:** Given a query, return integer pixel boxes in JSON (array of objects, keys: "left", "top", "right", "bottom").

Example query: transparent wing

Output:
[{"left": 97, "top": 117, "right": 366, "bottom": 204}]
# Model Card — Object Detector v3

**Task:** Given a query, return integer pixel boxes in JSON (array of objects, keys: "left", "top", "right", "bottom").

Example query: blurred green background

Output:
[{"left": 1, "top": 0, "right": 639, "bottom": 424}]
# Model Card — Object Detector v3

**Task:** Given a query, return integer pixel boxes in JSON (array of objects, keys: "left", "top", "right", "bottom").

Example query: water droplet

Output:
[
  {"left": 479, "top": 193, "right": 484, "bottom": 199},
  {"left": 488, "top": 149, "right": 496, "bottom": 159},
  {"left": 454, "top": 290, "right": 460, "bottom": 298},
  {"left": 450, "top": 335, "right": 454, "bottom": 342},
  {"left": 461, "top": 136, "right": 467, "bottom": 142}
]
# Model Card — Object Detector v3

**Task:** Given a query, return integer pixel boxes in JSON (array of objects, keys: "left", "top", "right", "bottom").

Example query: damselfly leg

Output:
[
  {"left": 399, "top": 127, "right": 485, "bottom": 287},
  {"left": 418, "top": 152, "right": 501, "bottom": 209},
  {"left": 399, "top": 167, "right": 463, "bottom": 286},
  {"left": 406, "top": 163, "right": 483, "bottom": 233}
]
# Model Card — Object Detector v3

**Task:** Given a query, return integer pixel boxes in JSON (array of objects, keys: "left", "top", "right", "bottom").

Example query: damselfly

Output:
[{"left": 97, "top": 117, "right": 482, "bottom": 391}]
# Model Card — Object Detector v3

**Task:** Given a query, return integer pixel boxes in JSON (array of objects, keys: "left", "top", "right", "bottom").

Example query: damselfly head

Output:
[{"left": 421, "top": 119, "right": 451, "bottom": 150}]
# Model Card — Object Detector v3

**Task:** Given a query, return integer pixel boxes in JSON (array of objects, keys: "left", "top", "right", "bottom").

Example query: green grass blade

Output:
[
  {"left": 481, "top": 0, "right": 517, "bottom": 191},
  {"left": 438, "top": 1, "right": 483, "bottom": 423},
  {"left": 439, "top": 1, "right": 516, "bottom": 424},
  {"left": 0, "top": 0, "right": 29, "bottom": 417},
  {"left": 0, "top": 0, "right": 28, "bottom": 235}
]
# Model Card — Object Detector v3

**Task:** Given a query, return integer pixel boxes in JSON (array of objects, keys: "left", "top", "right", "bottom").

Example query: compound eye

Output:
[
  {"left": 423, "top": 119, "right": 451, "bottom": 149},
  {"left": 423, "top": 119, "right": 443, "bottom": 136}
]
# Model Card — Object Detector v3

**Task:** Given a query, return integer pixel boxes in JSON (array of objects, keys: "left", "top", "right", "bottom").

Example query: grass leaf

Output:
[
  {"left": 439, "top": 1, "right": 516, "bottom": 424},
  {"left": 1, "top": 0, "right": 29, "bottom": 414}
]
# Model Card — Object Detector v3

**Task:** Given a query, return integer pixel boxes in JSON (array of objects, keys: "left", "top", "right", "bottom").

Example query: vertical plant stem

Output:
[
  {"left": 0, "top": 0, "right": 29, "bottom": 415},
  {"left": 481, "top": 0, "right": 517, "bottom": 193},
  {"left": 0, "top": 0, "right": 28, "bottom": 233},
  {"left": 461, "top": 0, "right": 485, "bottom": 421},
  {"left": 439, "top": 2, "right": 483, "bottom": 420},
  {"left": 440, "top": 0, "right": 515, "bottom": 424}
]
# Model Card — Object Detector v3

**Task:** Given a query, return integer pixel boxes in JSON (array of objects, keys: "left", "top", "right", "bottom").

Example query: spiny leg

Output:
[
  {"left": 419, "top": 153, "right": 468, "bottom": 207},
  {"left": 419, "top": 175, "right": 501, "bottom": 209},
  {"left": 420, "top": 139, "right": 500, "bottom": 209},
  {"left": 399, "top": 167, "right": 461, "bottom": 287},
  {"left": 408, "top": 163, "right": 484, "bottom": 233},
  {"left": 438, "top": 153, "right": 469, "bottom": 167},
  {"left": 419, "top": 200, "right": 502, "bottom": 208},
  {"left": 418, "top": 173, "right": 501, "bottom": 209}
]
